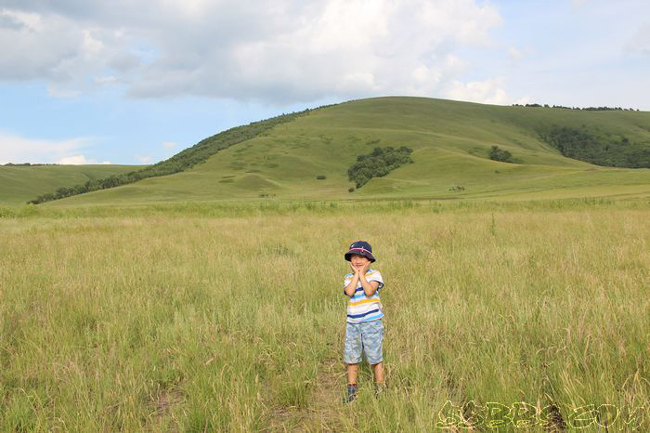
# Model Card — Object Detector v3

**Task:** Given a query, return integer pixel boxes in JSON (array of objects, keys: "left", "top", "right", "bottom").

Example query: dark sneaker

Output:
[
  {"left": 374, "top": 383, "right": 387, "bottom": 398},
  {"left": 343, "top": 384, "right": 357, "bottom": 403}
]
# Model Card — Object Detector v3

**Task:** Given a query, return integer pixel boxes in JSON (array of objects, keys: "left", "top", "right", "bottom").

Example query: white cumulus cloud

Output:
[
  {"left": 0, "top": 130, "right": 98, "bottom": 164},
  {"left": 443, "top": 78, "right": 513, "bottom": 105},
  {"left": 57, "top": 154, "right": 110, "bottom": 165},
  {"left": 0, "top": 0, "right": 504, "bottom": 103}
]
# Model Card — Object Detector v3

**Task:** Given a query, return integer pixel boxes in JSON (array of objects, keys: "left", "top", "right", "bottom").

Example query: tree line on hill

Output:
[
  {"left": 27, "top": 109, "right": 315, "bottom": 204},
  {"left": 513, "top": 103, "right": 640, "bottom": 112},
  {"left": 3, "top": 163, "right": 57, "bottom": 166},
  {"left": 348, "top": 146, "right": 413, "bottom": 189},
  {"left": 540, "top": 127, "right": 650, "bottom": 168}
]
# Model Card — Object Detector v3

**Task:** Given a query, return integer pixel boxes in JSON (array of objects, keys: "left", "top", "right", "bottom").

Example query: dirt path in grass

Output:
[{"left": 265, "top": 358, "right": 345, "bottom": 432}]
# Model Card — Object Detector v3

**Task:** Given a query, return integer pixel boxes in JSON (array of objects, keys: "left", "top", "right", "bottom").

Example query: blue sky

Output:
[{"left": 0, "top": 0, "right": 648, "bottom": 165}]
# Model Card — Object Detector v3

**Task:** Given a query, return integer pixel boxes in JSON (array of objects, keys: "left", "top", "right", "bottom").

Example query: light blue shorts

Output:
[{"left": 343, "top": 319, "right": 384, "bottom": 365}]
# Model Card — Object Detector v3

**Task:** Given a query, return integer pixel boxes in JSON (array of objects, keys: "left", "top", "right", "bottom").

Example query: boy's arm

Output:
[
  {"left": 359, "top": 262, "right": 380, "bottom": 296},
  {"left": 344, "top": 272, "right": 360, "bottom": 297},
  {"left": 359, "top": 274, "right": 380, "bottom": 297}
]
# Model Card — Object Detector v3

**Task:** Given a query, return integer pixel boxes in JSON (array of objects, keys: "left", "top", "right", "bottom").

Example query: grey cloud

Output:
[
  {"left": 0, "top": 12, "right": 23, "bottom": 30},
  {"left": 0, "top": 16, "right": 80, "bottom": 81},
  {"left": 109, "top": 54, "right": 141, "bottom": 73}
]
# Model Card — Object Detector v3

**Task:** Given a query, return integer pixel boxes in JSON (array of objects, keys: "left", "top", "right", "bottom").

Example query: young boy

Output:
[{"left": 342, "top": 240, "right": 386, "bottom": 403}]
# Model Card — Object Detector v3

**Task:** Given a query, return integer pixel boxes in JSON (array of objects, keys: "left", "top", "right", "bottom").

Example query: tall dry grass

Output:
[{"left": 1, "top": 201, "right": 648, "bottom": 431}]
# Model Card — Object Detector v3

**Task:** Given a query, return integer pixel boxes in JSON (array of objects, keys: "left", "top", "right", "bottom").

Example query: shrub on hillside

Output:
[
  {"left": 489, "top": 146, "right": 513, "bottom": 163},
  {"left": 347, "top": 146, "right": 413, "bottom": 188},
  {"left": 316, "top": 175, "right": 327, "bottom": 180}
]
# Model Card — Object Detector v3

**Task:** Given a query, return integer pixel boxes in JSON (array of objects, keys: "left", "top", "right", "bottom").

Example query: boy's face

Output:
[{"left": 349, "top": 254, "right": 370, "bottom": 270}]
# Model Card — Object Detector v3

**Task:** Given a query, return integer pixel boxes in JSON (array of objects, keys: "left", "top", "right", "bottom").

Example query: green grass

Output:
[
  {"left": 0, "top": 164, "right": 143, "bottom": 205},
  {"left": 36, "top": 97, "right": 650, "bottom": 207},
  {"left": 1, "top": 199, "right": 648, "bottom": 431}
]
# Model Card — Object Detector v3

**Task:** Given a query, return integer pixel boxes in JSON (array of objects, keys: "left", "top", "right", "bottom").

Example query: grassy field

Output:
[
  {"left": 32, "top": 97, "right": 650, "bottom": 207},
  {"left": 0, "top": 164, "right": 143, "bottom": 205},
  {"left": 1, "top": 198, "right": 648, "bottom": 431}
]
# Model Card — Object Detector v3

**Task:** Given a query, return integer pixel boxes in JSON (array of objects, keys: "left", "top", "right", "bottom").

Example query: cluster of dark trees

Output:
[
  {"left": 541, "top": 127, "right": 650, "bottom": 168},
  {"left": 3, "top": 163, "right": 53, "bottom": 166},
  {"left": 489, "top": 146, "right": 513, "bottom": 163},
  {"left": 513, "top": 103, "right": 640, "bottom": 112},
  {"left": 347, "top": 146, "right": 413, "bottom": 189},
  {"left": 28, "top": 109, "right": 312, "bottom": 204}
]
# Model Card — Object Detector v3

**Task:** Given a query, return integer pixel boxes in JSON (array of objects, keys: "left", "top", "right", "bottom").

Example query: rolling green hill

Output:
[
  {"left": 37, "top": 97, "right": 650, "bottom": 205},
  {"left": 0, "top": 164, "right": 143, "bottom": 205}
]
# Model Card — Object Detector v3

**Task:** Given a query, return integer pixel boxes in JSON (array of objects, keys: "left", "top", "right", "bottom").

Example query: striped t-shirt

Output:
[{"left": 343, "top": 269, "right": 385, "bottom": 323}]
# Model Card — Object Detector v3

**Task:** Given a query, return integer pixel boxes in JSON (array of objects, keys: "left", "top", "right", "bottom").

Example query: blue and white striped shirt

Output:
[{"left": 343, "top": 270, "right": 384, "bottom": 323}]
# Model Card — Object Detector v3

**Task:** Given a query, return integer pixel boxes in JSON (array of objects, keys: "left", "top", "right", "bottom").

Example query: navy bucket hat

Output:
[{"left": 344, "top": 240, "right": 376, "bottom": 262}]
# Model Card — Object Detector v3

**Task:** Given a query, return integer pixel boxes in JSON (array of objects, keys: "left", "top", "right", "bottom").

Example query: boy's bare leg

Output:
[
  {"left": 346, "top": 364, "right": 359, "bottom": 385},
  {"left": 371, "top": 362, "right": 385, "bottom": 384}
]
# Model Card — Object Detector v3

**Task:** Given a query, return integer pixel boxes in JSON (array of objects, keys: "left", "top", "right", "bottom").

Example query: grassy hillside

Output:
[
  {"left": 28, "top": 110, "right": 310, "bottom": 204},
  {"left": 46, "top": 97, "right": 650, "bottom": 206},
  {"left": 0, "top": 164, "right": 143, "bottom": 205}
]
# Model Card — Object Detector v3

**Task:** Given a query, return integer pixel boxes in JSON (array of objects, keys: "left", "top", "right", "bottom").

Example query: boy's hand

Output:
[
  {"left": 361, "top": 261, "right": 371, "bottom": 275},
  {"left": 350, "top": 262, "right": 360, "bottom": 275}
]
